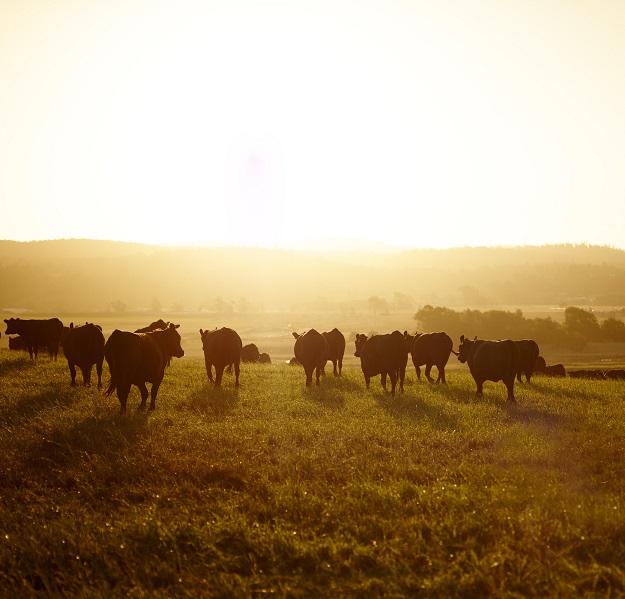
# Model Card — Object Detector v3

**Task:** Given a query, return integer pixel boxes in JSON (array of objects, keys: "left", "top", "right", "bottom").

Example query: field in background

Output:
[
  {"left": 0, "top": 352, "right": 624, "bottom": 596},
  {"left": 3, "top": 309, "right": 625, "bottom": 370}
]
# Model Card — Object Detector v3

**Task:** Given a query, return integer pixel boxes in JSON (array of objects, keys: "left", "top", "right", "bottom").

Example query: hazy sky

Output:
[{"left": 1, "top": 0, "right": 624, "bottom": 249}]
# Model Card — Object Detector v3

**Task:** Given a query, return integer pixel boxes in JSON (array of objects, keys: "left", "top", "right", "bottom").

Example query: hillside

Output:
[{"left": 1, "top": 240, "right": 625, "bottom": 313}]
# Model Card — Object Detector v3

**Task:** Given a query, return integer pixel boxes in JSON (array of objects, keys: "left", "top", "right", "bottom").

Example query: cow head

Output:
[
  {"left": 457, "top": 335, "right": 477, "bottom": 363},
  {"left": 403, "top": 330, "right": 417, "bottom": 351},
  {"left": 354, "top": 333, "right": 368, "bottom": 357},
  {"left": 4, "top": 318, "right": 19, "bottom": 335},
  {"left": 163, "top": 323, "right": 184, "bottom": 358}
]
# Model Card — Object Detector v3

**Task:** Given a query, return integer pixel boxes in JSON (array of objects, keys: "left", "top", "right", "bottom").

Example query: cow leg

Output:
[
  {"left": 68, "top": 363, "right": 77, "bottom": 386},
  {"left": 505, "top": 378, "right": 517, "bottom": 403},
  {"left": 80, "top": 365, "right": 91, "bottom": 386},
  {"left": 137, "top": 382, "right": 149, "bottom": 409},
  {"left": 117, "top": 382, "right": 132, "bottom": 413},
  {"left": 414, "top": 364, "right": 421, "bottom": 380},
  {"left": 425, "top": 364, "right": 435, "bottom": 383},
  {"left": 380, "top": 372, "right": 387, "bottom": 390},
  {"left": 364, "top": 375, "right": 370, "bottom": 389},
  {"left": 215, "top": 365, "right": 225, "bottom": 386},
  {"left": 304, "top": 366, "right": 314, "bottom": 387},
  {"left": 437, "top": 366, "right": 445, "bottom": 384},
  {"left": 475, "top": 378, "right": 484, "bottom": 396},
  {"left": 315, "top": 365, "right": 322, "bottom": 386},
  {"left": 234, "top": 361, "right": 240, "bottom": 387},
  {"left": 389, "top": 370, "right": 397, "bottom": 396},
  {"left": 204, "top": 359, "right": 214, "bottom": 384},
  {"left": 332, "top": 359, "right": 338, "bottom": 376},
  {"left": 399, "top": 367, "right": 405, "bottom": 393},
  {"left": 96, "top": 360, "right": 103, "bottom": 389},
  {"left": 338, "top": 358, "right": 343, "bottom": 376},
  {"left": 149, "top": 381, "right": 162, "bottom": 410},
  {"left": 29, "top": 346, "right": 35, "bottom": 360}
]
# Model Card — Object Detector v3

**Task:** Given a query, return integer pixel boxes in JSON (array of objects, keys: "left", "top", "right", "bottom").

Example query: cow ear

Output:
[
  {"left": 70, "top": 323, "right": 74, "bottom": 329},
  {"left": 460, "top": 335, "right": 464, "bottom": 342},
  {"left": 473, "top": 335, "right": 477, "bottom": 341},
  {"left": 292, "top": 332, "right": 299, "bottom": 339},
  {"left": 174, "top": 324, "right": 180, "bottom": 329}
]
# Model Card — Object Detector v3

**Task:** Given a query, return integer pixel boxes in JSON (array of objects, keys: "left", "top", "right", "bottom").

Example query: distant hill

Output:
[{"left": 1, "top": 239, "right": 625, "bottom": 313}]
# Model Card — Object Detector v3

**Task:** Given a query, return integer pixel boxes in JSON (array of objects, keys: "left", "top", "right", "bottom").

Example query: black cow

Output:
[
  {"left": 104, "top": 323, "right": 184, "bottom": 412},
  {"left": 539, "top": 363, "right": 566, "bottom": 377},
  {"left": 569, "top": 369, "right": 605, "bottom": 380},
  {"left": 515, "top": 339, "right": 540, "bottom": 383},
  {"left": 241, "top": 343, "right": 260, "bottom": 363},
  {"left": 457, "top": 335, "right": 520, "bottom": 402},
  {"left": 354, "top": 331, "right": 407, "bottom": 396},
  {"left": 605, "top": 369, "right": 625, "bottom": 380},
  {"left": 258, "top": 352, "right": 272, "bottom": 364},
  {"left": 134, "top": 319, "right": 168, "bottom": 333},
  {"left": 403, "top": 331, "right": 454, "bottom": 384},
  {"left": 200, "top": 327, "right": 242, "bottom": 386},
  {"left": 322, "top": 328, "right": 346, "bottom": 376},
  {"left": 62, "top": 322, "right": 105, "bottom": 387},
  {"left": 4, "top": 317, "right": 64, "bottom": 360},
  {"left": 292, "top": 330, "right": 329, "bottom": 386}
]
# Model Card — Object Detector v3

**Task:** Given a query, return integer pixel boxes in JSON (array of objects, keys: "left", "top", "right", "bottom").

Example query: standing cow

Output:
[
  {"left": 457, "top": 335, "right": 520, "bottom": 402},
  {"left": 104, "top": 323, "right": 184, "bottom": 412},
  {"left": 515, "top": 339, "right": 540, "bottom": 383},
  {"left": 4, "top": 317, "right": 64, "bottom": 360},
  {"left": 354, "top": 331, "right": 408, "bottom": 396},
  {"left": 323, "top": 328, "right": 346, "bottom": 376},
  {"left": 404, "top": 331, "right": 454, "bottom": 384},
  {"left": 62, "top": 322, "right": 105, "bottom": 387},
  {"left": 292, "top": 330, "right": 329, "bottom": 387},
  {"left": 200, "top": 327, "right": 243, "bottom": 386}
]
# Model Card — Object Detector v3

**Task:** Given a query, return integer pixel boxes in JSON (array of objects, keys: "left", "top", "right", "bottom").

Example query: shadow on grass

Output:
[
  {"left": 0, "top": 351, "right": 36, "bottom": 377},
  {"left": 302, "top": 385, "right": 346, "bottom": 410},
  {"left": 0, "top": 383, "right": 76, "bottom": 427},
  {"left": 185, "top": 383, "right": 239, "bottom": 418},
  {"left": 370, "top": 390, "right": 460, "bottom": 430}
]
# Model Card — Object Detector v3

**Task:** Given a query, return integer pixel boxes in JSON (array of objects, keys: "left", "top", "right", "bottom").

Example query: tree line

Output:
[{"left": 414, "top": 305, "right": 625, "bottom": 350}]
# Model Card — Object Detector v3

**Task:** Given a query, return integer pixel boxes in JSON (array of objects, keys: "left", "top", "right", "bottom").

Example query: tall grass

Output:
[{"left": 0, "top": 351, "right": 624, "bottom": 597}]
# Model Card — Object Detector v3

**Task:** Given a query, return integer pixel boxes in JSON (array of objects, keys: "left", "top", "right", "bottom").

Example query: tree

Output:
[
  {"left": 601, "top": 318, "right": 625, "bottom": 341},
  {"left": 564, "top": 307, "right": 601, "bottom": 341},
  {"left": 109, "top": 300, "right": 127, "bottom": 313}
]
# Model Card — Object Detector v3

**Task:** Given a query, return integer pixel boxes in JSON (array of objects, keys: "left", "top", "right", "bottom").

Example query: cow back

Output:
[
  {"left": 359, "top": 331, "right": 408, "bottom": 377},
  {"left": 201, "top": 327, "right": 242, "bottom": 366},
  {"left": 469, "top": 339, "right": 520, "bottom": 383},
  {"left": 322, "top": 328, "right": 346, "bottom": 360},
  {"left": 293, "top": 329, "right": 329, "bottom": 369},
  {"left": 63, "top": 323, "right": 105, "bottom": 366},
  {"left": 412, "top": 332, "right": 453, "bottom": 365}
]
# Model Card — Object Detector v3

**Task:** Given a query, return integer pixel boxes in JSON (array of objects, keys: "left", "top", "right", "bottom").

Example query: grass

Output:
[{"left": 0, "top": 350, "right": 624, "bottom": 597}]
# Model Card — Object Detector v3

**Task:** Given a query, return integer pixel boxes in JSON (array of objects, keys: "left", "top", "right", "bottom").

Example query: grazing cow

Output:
[
  {"left": 354, "top": 331, "right": 408, "bottom": 396},
  {"left": 4, "top": 317, "right": 64, "bottom": 360},
  {"left": 241, "top": 343, "right": 260, "bottom": 363},
  {"left": 534, "top": 355, "right": 547, "bottom": 373},
  {"left": 104, "top": 323, "right": 184, "bottom": 412},
  {"left": 62, "top": 322, "right": 105, "bottom": 387},
  {"left": 292, "top": 330, "right": 329, "bottom": 386},
  {"left": 605, "top": 369, "right": 625, "bottom": 380},
  {"left": 515, "top": 339, "right": 540, "bottom": 383},
  {"left": 8, "top": 336, "right": 31, "bottom": 351},
  {"left": 539, "top": 363, "right": 567, "bottom": 377},
  {"left": 569, "top": 369, "right": 605, "bottom": 380},
  {"left": 322, "top": 328, "right": 346, "bottom": 376},
  {"left": 258, "top": 352, "right": 272, "bottom": 364},
  {"left": 403, "top": 331, "right": 454, "bottom": 384},
  {"left": 200, "top": 327, "right": 242, "bottom": 386},
  {"left": 287, "top": 356, "right": 301, "bottom": 366},
  {"left": 457, "top": 335, "right": 520, "bottom": 402}
]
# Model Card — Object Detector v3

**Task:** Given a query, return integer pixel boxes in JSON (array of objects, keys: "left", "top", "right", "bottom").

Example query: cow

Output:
[
  {"left": 134, "top": 319, "right": 168, "bottom": 333},
  {"left": 241, "top": 343, "right": 260, "bottom": 363},
  {"left": 605, "top": 369, "right": 625, "bottom": 380},
  {"left": 403, "top": 331, "right": 454, "bottom": 384},
  {"left": 457, "top": 335, "right": 520, "bottom": 402},
  {"left": 292, "top": 330, "right": 329, "bottom": 386},
  {"left": 135, "top": 320, "right": 172, "bottom": 366},
  {"left": 569, "top": 369, "right": 605, "bottom": 380},
  {"left": 515, "top": 339, "right": 540, "bottom": 383},
  {"left": 258, "top": 352, "right": 272, "bottom": 364},
  {"left": 62, "top": 322, "right": 105, "bottom": 387},
  {"left": 322, "top": 328, "right": 346, "bottom": 376},
  {"left": 539, "top": 364, "right": 566, "bottom": 377},
  {"left": 199, "top": 327, "right": 242, "bottom": 386},
  {"left": 4, "top": 317, "right": 64, "bottom": 360},
  {"left": 104, "top": 323, "right": 184, "bottom": 412},
  {"left": 354, "top": 331, "right": 408, "bottom": 396}
]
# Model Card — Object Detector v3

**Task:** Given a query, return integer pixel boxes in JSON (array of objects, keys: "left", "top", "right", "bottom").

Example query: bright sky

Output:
[{"left": 1, "top": 0, "right": 624, "bottom": 249}]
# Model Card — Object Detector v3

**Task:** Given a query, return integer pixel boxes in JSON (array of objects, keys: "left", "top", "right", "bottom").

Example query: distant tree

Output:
[
  {"left": 368, "top": 296, "right": 388, "bottom": 315},
  {"left": 564, "top": 307, "right": 601, "bottom": 341},
  {"left": 393, "top": 292, "right": 415, "bottom": 311},
  {"left": 601, "top": 318, "right": 625, "bottom": 341}
]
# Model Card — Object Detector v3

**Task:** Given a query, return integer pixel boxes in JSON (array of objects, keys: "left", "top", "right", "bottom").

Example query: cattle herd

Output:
[{"left": 3, "top": 317, "right": 625, "bottom": 413}]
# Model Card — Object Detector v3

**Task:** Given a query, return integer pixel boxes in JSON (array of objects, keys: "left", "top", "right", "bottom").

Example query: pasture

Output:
[{"left": 1, "top": 348, "right": 624, "bottom": 597}]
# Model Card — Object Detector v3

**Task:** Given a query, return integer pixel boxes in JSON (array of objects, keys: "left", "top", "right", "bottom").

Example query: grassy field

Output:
[{"left": 1, "top": 350, "right": 624, "bottom": 597}]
